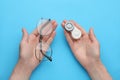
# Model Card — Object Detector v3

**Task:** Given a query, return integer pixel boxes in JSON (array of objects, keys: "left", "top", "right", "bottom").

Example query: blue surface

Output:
[{"left": 0, "top": 0, "right": 120, "bottom": 80}]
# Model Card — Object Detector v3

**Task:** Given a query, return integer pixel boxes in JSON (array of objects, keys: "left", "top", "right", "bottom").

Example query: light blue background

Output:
[{"left": 0, "top": 0, "right": 120, "bottom": 80}]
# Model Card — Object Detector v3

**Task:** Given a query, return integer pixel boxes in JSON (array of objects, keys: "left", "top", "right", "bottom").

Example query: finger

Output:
[
  {"left": 46, "top": 31, "right": 56, "bottom": 46},
  {"left": 51, "top": 20, "right": 57, "bottom": 31},
  {"left": 61, "top": 20, "right": 73, "bottom": 42},
  {"left": 70, "top": 20, "right": 87, "bottom": 35},
  {"left": 22, "top": 28, "right": 28, "bottom": 41},
  {"left": 31, "top": 20, "right": 55, "bottom": 37},
  {"left": 61, "top": 20, "right": 67, "bottom": 28},
  {"left": 32, "top": 19, "right": 50, "bottom": 36},
  {"left": 42, "top": 20, "right": 57, "bottom": 42},
  {"left": 64, "top": 30, "right": 73, "bottom": 47},
  {"left": 62, "top": 20, "right": 87, "bottom": 36},
  {"left": 36, "top": 35, "right": 40, "bottom": 43},
  {"left": 89, "top": 28, "right": 97, "bottom": 42}
]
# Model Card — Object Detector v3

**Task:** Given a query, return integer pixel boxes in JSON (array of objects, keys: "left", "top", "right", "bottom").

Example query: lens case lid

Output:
[
  {"left": 71, "top": 27, "right": 82, "bottom": 39},
  {"left": 65, "top": 22, "right": 74, "bottom": 31},
  {"left": 65, "top": 21, "right": 82, "bottom": 40}
]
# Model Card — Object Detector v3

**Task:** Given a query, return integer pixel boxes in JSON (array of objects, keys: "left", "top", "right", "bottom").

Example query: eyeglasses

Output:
[{"left": 35, "top": 18, "right": 53, "bottom": 62}]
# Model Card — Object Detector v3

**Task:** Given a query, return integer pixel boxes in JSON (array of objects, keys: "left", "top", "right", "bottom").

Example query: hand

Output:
[
  {"left": 10, "top": 20, "right": 57, "bottom": 80},
  {"left": 62, "top": 20, "right": 100, "bottom": 69},
  {"left": 62, "top": 20, "right": 112, "bottom": 80}
]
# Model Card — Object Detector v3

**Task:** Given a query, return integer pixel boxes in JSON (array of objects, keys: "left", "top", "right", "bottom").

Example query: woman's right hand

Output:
[{"left": 62, "top": 20, "right": 112, "bottom": 80}]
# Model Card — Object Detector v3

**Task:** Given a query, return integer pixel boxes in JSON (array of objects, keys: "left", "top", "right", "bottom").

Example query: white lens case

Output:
[{"left": 65, "top": 21, "right": 82, "bottom": 39}]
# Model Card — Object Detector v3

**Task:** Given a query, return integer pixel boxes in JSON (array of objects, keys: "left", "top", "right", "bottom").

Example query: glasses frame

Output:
[{"left": 35, "top": 18, "right": 53, "bottom": 62}]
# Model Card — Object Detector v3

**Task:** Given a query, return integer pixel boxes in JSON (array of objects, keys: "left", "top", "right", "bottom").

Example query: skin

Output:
[
  {"left": 10, "top": 20, "right": 57, "bottom": 80},
  {"left": 62, "top": 20, "right": 112, "bottom": 80},
  {"left": 10, "top": 20, "right": 112, "bottom": 80}
]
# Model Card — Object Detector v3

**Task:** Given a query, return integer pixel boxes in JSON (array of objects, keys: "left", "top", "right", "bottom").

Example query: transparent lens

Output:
[
  {"left": 37, "top": 19, "right": 53, "bottom": 36},
  {"left": 35, "top": 42, "right": 52, "bottom": 61}
]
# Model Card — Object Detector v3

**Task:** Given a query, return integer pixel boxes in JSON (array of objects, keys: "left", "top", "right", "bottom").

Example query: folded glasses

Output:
[{"left": 35, "top": 18, "right": 53, "bottom": 62}]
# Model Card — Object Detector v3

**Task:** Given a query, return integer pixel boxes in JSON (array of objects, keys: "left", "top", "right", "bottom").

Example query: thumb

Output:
[
  {"left": 89, "top": 28, "right": 97, "bottom": 42},
  {"left": 22, "top": 28, "right": 28, "bottom": 41}
]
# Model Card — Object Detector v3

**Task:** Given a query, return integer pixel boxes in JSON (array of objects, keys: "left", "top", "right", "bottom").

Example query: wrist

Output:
[
  {"left": 10, "top": 59, "right": 33, "bottom": 80},
  {"left": 19, "top": 55, "right": 39, "bottom": 70},
  {"left": 85, "top": 59, "right": 102, "bottom": 72},
  {"left": 85, "top": 60, "right": 112, "bottom": 80},
  {"left": 19, "top": 59, "right": 33, "bottom": 72}
]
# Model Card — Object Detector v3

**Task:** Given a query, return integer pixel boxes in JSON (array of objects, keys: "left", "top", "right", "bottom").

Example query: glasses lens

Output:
[
  {"left": 35, "top": 42, "right": 52, "bottom": 61},
  {"left": 37, "top": 19, "right": 53, "bottom": 36}
]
